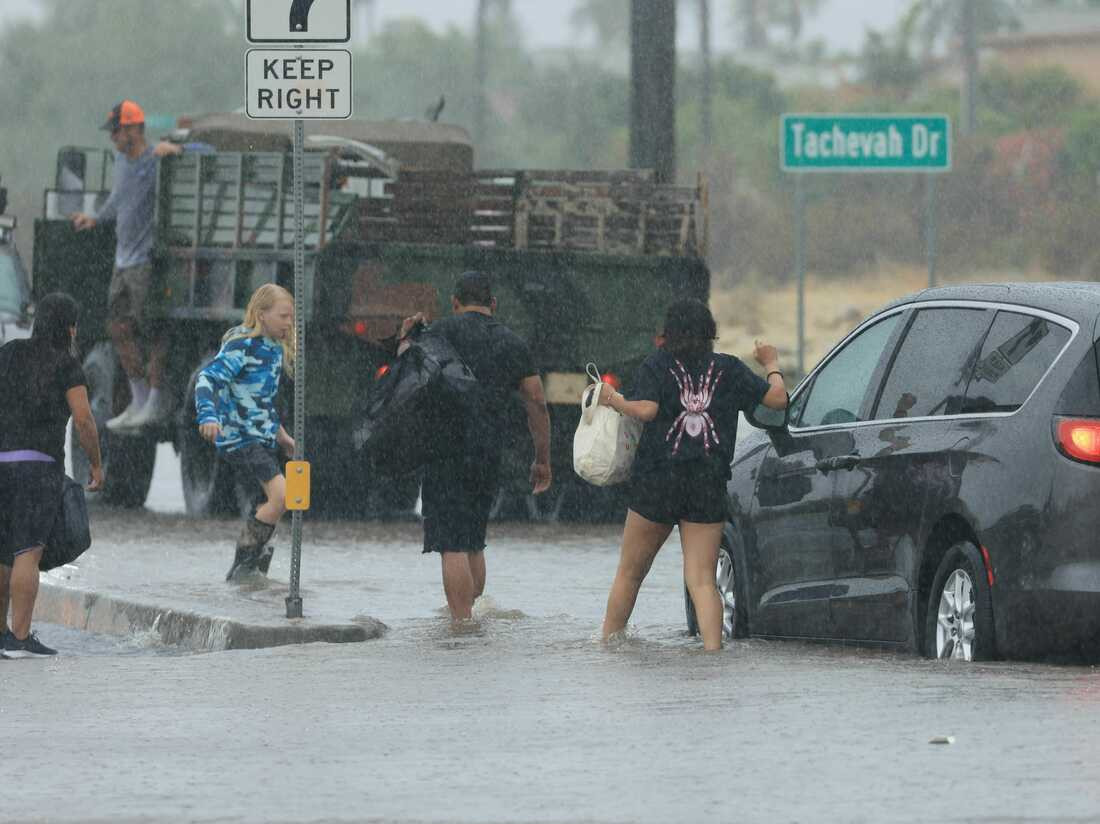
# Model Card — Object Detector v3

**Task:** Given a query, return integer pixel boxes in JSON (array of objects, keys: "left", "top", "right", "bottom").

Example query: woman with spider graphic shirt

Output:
[{"left": 597, "top": 298, "right": 788, "bottom": 650}]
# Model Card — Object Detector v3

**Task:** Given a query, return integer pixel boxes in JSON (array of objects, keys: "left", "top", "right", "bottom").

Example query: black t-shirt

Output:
[
  {"left": 628, "top": 349, "right": 770, "bottom": 479},
  {"left": 0, "top": 339, "right": 87, "bottom": 463},
  {"left": 429, "top": 311, "right": 536, "bottom": 453}
]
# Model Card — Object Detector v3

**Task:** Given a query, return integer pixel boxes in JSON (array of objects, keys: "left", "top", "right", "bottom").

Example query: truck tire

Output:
[
  {"left": 179, "top": 356, "right": 252, "bottom": 518},
  {"left": 70, "top": 342, "right": 155, "bottom": 508}
]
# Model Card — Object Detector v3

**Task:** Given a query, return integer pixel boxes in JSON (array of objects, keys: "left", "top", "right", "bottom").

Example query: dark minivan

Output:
[{"left": 688, "top": 283, "right": 1100, "bottom": 661}]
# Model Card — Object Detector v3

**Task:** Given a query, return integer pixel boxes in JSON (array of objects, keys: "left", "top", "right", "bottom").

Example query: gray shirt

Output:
[{"left": 95, "top": 143, "right": 212, "bottom": 269}]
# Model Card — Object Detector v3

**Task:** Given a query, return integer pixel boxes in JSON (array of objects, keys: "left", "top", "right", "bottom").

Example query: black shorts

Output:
[
  {"left": 223, "top": 442, "right": 281, "bottom": 488},
  {"left": 628, "top": 463, "right": 730, "bottom": 526},
  {"left": 0, "top": 459, "right": 64, "bottom": 566},
  {"left": 421, "top": 455, "right": 500, "bottom": 553}
]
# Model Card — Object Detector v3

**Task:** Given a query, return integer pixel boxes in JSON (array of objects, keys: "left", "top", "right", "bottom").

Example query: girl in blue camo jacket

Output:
[{"left": 195, "top": 284, "right": 296, "bottom": 581}]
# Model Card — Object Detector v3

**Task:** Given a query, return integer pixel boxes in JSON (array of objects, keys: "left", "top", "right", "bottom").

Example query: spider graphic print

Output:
[{"left": 666, "top": 358, "right": 724, "bottom": 455}]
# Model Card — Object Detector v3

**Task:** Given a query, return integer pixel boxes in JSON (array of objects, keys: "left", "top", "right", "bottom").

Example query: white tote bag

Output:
[{"left": 573, "top": 364, "right": 643, "bottom": 486}]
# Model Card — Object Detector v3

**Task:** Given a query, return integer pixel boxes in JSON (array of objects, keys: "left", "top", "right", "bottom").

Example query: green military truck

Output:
[{"left": 33, "top": 114, "right": 709, "bottom": 520}]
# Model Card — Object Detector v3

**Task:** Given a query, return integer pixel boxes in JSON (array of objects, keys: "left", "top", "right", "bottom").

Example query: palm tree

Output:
[
  {"left": 570, "top": 0, "right": 630, "bottom": 47},
  {"left": 732, "top": 0, "right": 824, "bottom": 51},
  {"left": 571, "top": 0, "right": 709, "bottom": 157},
  {"left": 902, "top": 0, "right": 1018, "bottom": 134},
  {"left": 352, "top": 0, "right": 376, "bottom": 44},
  {"left": 475, "top": 0, "right": 511, "bottom": 146},
  {"left": 699, "top": 0, "right": 712, "bottom": 152},
  {"left": 767, "top": 0, "right": 825, "bottom": 45},
  {"left": 734, "top": 0, "right": 767, "bottom": 49}
]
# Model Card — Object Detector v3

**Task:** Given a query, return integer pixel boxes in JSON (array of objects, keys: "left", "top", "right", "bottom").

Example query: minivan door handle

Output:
[
  {"left": 815, "top": 457, "right": 836, "bottom": 474},
  {"left": 832, "top": 454, "right": 861, "bottom": 471}
]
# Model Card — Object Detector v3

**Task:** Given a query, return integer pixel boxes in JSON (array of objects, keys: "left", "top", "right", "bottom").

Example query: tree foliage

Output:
[{"left": 2, "top": 0, "right": 1098, "bottom": 280}]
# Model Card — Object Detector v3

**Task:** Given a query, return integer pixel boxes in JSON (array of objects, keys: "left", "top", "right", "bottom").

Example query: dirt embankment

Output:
[{"left": 711, "top": 264, "right": 1061, "bottom": 380}]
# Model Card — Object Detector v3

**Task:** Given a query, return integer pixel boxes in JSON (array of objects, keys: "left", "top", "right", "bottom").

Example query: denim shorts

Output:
[
  {"left": 627, "top": 463, "right": 730, "bottom": 526},
  {"left": 0, "top": 458, "right": 63, "bottom": 566}
]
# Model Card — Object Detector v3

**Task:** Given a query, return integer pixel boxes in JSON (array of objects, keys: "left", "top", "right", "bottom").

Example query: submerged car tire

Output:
[
  {"left": 923, "top": 541, "right": 996, "bottom": 662},
  {"left": 70, "top": 342, "right": 155, "bottom": 508},
  {"left": 685, "top": 534, "right": 749, "bottom": 640}
]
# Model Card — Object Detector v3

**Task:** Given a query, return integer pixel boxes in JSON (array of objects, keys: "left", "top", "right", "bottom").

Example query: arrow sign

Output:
[{"left": 247, "top": 0, "right": 350, "bottom": 43}]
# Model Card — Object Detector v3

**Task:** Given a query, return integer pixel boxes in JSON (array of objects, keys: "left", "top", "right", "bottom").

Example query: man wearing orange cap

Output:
[{"left": 72, "top": 100, "right": 211, "bottom": 431}]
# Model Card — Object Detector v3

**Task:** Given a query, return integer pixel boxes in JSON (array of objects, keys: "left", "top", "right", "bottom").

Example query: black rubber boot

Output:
[
  {"left": 255, "top": 544, "right": 275, "bottom": 575},
  {"left": 225, "top": 517, "right": 277, "bottom": 581}
]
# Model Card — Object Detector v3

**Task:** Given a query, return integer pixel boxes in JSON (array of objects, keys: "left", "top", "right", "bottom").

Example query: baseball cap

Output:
[{"left": 100, "top": 100, "right": 145, "bottom": 131}]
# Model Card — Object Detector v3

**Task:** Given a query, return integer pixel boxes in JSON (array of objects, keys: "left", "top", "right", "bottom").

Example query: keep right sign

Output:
[{"left": 246, "top": 49, "right": 352, "bottom": 119}]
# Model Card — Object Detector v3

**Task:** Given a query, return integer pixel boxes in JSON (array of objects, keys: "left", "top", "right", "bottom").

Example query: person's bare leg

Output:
[
  {"left": 0, "top": 563, "right": 10, "bottom": 634},
  {"left": 469, "top": 550, "right": 486, "bottom": 601},
  {"left": 146, "top": 331, "right": 168, "bottom": 390},
  {"left": 9, "top": 546, "right": 43, "bottom": 639},
  {"left": 109, "top": 318, "right": 144, "bottom": 380},
  {"left": 441, "top": 552, "right": 476, "bottom": 620},
  {"left": 601, "top": 510, "right": 673, "bottom": 640},
  {"left": 255, "top": 474, "right": 287, "bottom": 526},
  {"left": 680, "top": 521, "right": 724, "bottom": 651}
]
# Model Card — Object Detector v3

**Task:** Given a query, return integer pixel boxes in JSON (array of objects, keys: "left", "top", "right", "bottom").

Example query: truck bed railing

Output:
[
  {"left": 359, "top": 168, "right": 707, "bottom": 258},
  {"left": 157, "top": 152, "right": 357, "bottom": 250}
]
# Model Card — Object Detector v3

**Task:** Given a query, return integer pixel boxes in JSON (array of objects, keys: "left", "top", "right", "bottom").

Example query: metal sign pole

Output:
[
  {"left": 795, "top": 175, "right": 806, "bottom": 377},
  {"left": 286, "top": 118, "right": 306, "bottom": 619},
  {"left": 926, "top": 174, "right": 938, "bottom": 289}
]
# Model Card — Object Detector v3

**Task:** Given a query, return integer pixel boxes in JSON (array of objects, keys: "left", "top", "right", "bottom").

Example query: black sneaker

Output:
[{"left": 1, "top": 630, "right": 57, "bottom": 658}]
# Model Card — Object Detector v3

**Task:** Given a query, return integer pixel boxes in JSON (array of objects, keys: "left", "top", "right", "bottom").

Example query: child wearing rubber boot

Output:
[{"left": 194, "top": 284, "right": 296, "bottom": 581}]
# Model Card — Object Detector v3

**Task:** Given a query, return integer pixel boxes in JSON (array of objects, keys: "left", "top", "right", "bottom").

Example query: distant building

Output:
[{"left": 983, "top": 8, "right": 1100, "bottom": 97}]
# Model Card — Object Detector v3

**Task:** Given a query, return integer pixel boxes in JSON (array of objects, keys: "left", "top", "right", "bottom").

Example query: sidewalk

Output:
[{"left": 33, "top": 508, "right": 399, "bottom": 651}]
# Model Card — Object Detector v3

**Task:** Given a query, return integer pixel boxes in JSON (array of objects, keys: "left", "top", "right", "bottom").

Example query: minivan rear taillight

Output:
[{"left": 1055, "top": 418, "right": 1100, "bottom": 464}]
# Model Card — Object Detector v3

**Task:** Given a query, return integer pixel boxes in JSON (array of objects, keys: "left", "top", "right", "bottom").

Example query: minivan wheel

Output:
[
  {"left": 924, "top": 542, "right": 995, "bottom": 661},
  {"left": 685, "top": 536, "right": 748, "bottom": 640}
]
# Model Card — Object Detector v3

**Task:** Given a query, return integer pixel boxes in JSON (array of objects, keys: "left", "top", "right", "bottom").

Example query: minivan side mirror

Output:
[{"left": 745, "top": 398, "right": 790, "bottom": 431}]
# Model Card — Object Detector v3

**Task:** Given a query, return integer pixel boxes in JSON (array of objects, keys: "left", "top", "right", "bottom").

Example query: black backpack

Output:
[{"left": 351, "top": 329, "right": 479, "bottom": 472}]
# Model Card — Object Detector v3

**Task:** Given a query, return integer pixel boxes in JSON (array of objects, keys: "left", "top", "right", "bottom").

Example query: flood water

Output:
[{"left": 7, "top": 499, "right": 1100, "bottom": 822}]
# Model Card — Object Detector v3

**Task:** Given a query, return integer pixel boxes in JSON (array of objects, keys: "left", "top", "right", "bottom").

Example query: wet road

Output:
[{"left": 6, "top": 504, "right": 1100, "bottom": 823}]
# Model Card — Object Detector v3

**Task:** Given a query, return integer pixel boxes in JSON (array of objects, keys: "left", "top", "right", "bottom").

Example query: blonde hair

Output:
[{"left": 223, "top": 283, "right": 296, "bottom": 374}]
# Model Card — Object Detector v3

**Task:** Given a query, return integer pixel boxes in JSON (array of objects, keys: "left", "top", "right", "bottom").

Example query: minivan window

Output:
[
  {"left": 874, "top": 308, "right": 991, "bottom": 419},
  {"left": 962, "top": 311, "right": 1070, "bottom": 414},
  {"left": 795, "top": 314, "right": 901, "bottom": 427}
]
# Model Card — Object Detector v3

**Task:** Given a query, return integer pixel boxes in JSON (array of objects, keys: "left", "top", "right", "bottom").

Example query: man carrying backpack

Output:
[{"left": 399, "top": 271, "right": 551, "bottom": 620}]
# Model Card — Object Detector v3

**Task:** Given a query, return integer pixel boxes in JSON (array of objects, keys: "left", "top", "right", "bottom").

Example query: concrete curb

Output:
[{"left": 35, "top": 583, "right": 387, "bottom": 652}]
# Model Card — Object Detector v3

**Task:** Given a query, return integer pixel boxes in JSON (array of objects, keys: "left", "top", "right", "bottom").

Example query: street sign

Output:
[
  {"left": 781, "top": 114, "right": 951, "bottom": 173},
  {"left": 247, "top": 0, "right": 351, "bottom": 43},
  {"left": 245, "top": 49, "right": 352, "bottom": 120},
  {"left": 243, "top": 3, "right": 354, "bottom": 618}
]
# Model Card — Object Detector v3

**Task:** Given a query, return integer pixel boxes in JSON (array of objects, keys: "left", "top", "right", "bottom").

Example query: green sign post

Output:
[{"left": 780, "top": 113, "right": 952, "bottom": 374}]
